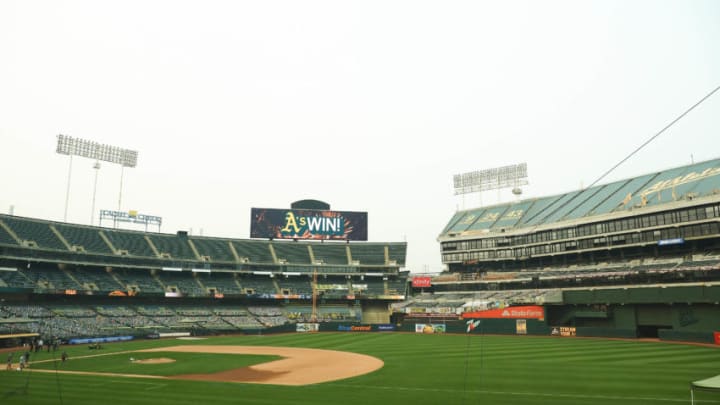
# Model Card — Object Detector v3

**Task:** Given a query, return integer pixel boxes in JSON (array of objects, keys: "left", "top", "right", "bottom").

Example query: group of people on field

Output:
[
  {"left": 5, "top": 350, "right": 31, "bottom": 371},
  {"left": 5, "top": 347, "right": 68, "bottom": 371}
]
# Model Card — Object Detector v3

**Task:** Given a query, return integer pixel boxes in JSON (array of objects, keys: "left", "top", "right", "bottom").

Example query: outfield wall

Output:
[
  {"left": 397, "top": 318, "right": 551, "bottom": 335},
  {"left": 546, "top": 303, "right": 720, "bottom": 343},
  {"left": 563, "top": 285, "right": 720, "bottom": 305}
]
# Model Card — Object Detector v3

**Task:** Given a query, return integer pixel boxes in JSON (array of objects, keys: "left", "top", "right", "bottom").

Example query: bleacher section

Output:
[
  {"left": 387, "top": 244, "right": 407, "bottom": 266},
  {"left": 71, "top": 267, "right": 124, "bottom": 291},
  {"left": 103, "top": 230, "right": 155, "bottom": 257},
  {"left": 426, "top": 253, "right": 720, "bottom": 296},
  {"left": 0, "top": 302, "right": 301, "bottom": 338},
  {"left": 1, "top": 216, "right": 67, "bottom": 250},
  {"left": 54, "top": 224, "right": 113, "bottom": 254},
  {"left": 232, "top": 240, "right": 274, "bottom": 263},
  {"left": 194, "top": 272, "right": 242, "bottom": 295},
  {"left": 237, "top": 274, "right": 277, "bottom": 295},
  {"left": 247, "top": 306, "right": 286, "bottom": 327},
  {"left": 401, "top": 289, "right": 563, "bottom": 317},
  {"left": 440, "top": 158, "right": 720, "bottom": 238},
  {"left": 359, "top": 278, "right": 385, "bottom": 296},
  {"left": 315, "top": 275, "right": 351, "bottom": 297},
  {"left": 112, "top": 268, "right": 164, "bottom": 293},
  {"left": 276, "top": 275, "right": 313, "bottom": 295},
  {"left": 285, "top": 304, "right": 357, "bottom": 322},
  {"left": 0, "top": 214, "right": 406, "bottom": 280},
  {"left": 0, "top": 267, "right": 35, "bottom": 289},
  {"left": 0, "top": 212, "right": 407, "bottom": 336},
  {"left": 158, "top": 271, "right": 206, "bottom": 296},
  {"left": 37, "top": 266, "right": 79, "bottom": 290},
  {"left": 0, "top": 223, "right": 19, "bottom": 246},
  {"left": 311, "top": 243, "right": 349, "bottom": 265},
  {"left": 350, "top": 244, "right": 387, "bottom": 265},
  {"left": 150, "top": 234, "right": 197, "bottom": 260},
  {"left": 386, "top": 278, "right": 407, "bottom": 296},
  {"left": 220, "top": 307, "right": 264, "bottom": 329},
  {"left": 439, "top": 159, "right": 720, "bottom": 273},
  {"left": 191, "top": 237, "right": 235, "bottom": 262},
  {"left": 272, "top": 241, "right": 312, "bottom": 264}
]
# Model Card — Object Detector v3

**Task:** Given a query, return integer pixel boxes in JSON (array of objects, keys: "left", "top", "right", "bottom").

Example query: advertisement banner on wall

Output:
[
  {"left": 461, "top": 305, "right": 544, "bottom": 320},
  {"left": 551, "top": 327, "right": 577, "bottom": 337},
  {"left": 296, "top": 323, "right": 319, "bottom": 333},
  {"left": 338, "top": 325, "right": 373, "bottom": 332},
  {"left": 411, "top": 277, "right": 432, "bottom": 288},
  {"left": 250, "top": 208, "right": 368, "bottom": 240},
  {"left": 68, "top": 335, "right": 134, "bottom": 345},
  {"left": 516, "top": 319, "right": 527, "bottom": 335},
  {"left": 415, "top": 323, "right": 447, "bottom": 334}
]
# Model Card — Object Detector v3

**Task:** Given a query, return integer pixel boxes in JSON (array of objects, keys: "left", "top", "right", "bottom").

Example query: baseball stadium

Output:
[{"left": 3, "top": 158, "right": 720, "bottom": 405}]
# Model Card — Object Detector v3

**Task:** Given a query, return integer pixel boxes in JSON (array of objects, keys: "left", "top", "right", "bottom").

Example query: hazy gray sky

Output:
[{"left": 1, "top": 0, "right": 719, "bottom": 273}]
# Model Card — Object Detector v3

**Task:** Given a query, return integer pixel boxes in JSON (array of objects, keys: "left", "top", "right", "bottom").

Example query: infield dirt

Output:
[{"left": 24, "top": 345, "right": 384, "bottom": 386}]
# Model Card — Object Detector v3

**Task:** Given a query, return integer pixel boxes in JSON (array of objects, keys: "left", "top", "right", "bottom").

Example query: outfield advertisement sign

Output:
[
  {"left": 255, "top": 293, "right": 313, "bottom": 300},
  {"left": 338, "top": 325, "right": 372, "bottom": 332},
  {"left": 415, "top": 323, "right": 446, "bottom": 334},
  {"left": 462, "top": 305, "right": 544, "bottom": 320},
  {"left": 250, "top": 207, "right": 368, "bottom": 240},
  {"left": 551, "top": 327, "right": 577, "bottom": 337},
  {"left": 297, "top": 323, "right": 320, "bottom": 332},
  {"left": 658, "top": 238, "right": 685, "bottom": 246},
  {"left": 411, "top": 277, "right": 431, "bottom": 288},
  {"left": 159, "top": 332, "right": 191, "bottom": 338},
  {"left": 68, "top": 335, "right": 134, "bottom": 345},
  {"left": 333, "top": 324, "right": 395, "bottom": 332},
  {"left": 406, "top": 306, "right": 456, "bottom": 315}
]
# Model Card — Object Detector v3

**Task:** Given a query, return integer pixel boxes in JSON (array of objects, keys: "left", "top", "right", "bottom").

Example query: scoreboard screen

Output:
[{"left": 250, "top": 208, "right": 368, "bottom": 241}]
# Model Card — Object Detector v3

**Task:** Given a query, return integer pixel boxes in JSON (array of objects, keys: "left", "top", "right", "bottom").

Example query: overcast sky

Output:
[{"left": 1, "top": 0, "right": 719, "bottom": 273}]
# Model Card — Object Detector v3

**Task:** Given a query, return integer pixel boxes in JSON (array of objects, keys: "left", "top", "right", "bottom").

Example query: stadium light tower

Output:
[
  {"left": 56, "top": 134, "right": 138, "bottom": 223},
  {"left": 453, "top": 162, "right": 529, "bottom": 207}
]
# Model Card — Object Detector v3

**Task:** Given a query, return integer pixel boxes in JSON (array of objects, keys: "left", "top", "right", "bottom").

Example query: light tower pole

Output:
[{"left": 91, "top": 161, "right": 101, "bottom": 225}]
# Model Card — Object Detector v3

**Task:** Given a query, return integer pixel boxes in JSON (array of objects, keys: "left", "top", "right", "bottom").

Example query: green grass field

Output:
[{"left": 2, "top": 333, "right": 720, "bottom": 404}]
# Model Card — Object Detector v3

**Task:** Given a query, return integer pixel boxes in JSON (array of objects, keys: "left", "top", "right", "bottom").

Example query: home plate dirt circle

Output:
[{"left": 138, "top": 345, "right": 384, "bottom": 386}]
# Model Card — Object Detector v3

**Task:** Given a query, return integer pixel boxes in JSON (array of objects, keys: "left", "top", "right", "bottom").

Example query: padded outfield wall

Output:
[
  {"left": 396, "top": 285, "right": 720, "bottom": 343},
  {"left": 544, "top": 285, "right": 720, "bottom": 343}
]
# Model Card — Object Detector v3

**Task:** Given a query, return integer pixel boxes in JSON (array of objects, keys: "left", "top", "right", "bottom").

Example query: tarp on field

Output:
[{"left": 691, "top": 375, "right": 720, "bottom": 404}]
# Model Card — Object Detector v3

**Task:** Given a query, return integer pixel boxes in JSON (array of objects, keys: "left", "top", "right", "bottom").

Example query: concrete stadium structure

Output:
[
  {"left": 401, "top": 158, "right": 720, "bottom": 343},
  {"left": 0, "top": 213, "right": 407, "bottom": 346}
]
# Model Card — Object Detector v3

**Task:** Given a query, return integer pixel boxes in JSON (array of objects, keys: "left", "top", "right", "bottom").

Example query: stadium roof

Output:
[{"left": 440, "top": 157, "right": 720, "bottom": 239}]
